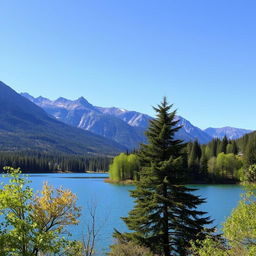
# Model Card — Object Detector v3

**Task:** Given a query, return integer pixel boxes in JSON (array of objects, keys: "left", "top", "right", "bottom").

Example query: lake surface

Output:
[{"left": 0, "top": 173, "right": 244, "bottom": 255}]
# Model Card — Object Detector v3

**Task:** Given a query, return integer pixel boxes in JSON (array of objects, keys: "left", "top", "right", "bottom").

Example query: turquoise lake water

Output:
[{"left": 0, "top": 173, "right": 244, "bottom": 255}]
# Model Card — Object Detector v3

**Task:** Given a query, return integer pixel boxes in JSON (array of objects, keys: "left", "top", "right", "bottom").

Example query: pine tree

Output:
[
  {"left": 231, "top": 141, "right": 239, "bottom": 155},
  {"left": 209, "top": 139, "right": 218, "bottom": 157},
  {"left": 114, "top": 98, "right": 213, "bottom": 256},
  {"left": 188, "top": 140, "right": 202, "bottom": 180},
  {"left": 244, "top": 138, "right": 256, "bottom": 167},
  {"left": 199, "top": 150, "right": 208, "bottom": 178},
  {"left": 220, "top": 135, "right": 228, "bottom": 154}
]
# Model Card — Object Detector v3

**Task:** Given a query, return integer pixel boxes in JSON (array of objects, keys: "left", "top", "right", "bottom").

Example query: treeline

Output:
[
  {"left": 186, "top": 137, "right": 242, "bottom": 182},
  {"left": 110, "top": 133, "right": 256, "bottom": 184},
  {"left": 237, "top": 131, "right": 256, "bottom": 166},
  {"left": 0, "top": 151, "right": 111, "bottom": 173},
  {"left": 186, "top": 132, "right": 256, "bottom": 182}
]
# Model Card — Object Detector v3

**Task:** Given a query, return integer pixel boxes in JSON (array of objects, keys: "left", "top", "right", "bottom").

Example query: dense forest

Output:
[
  {"left": 186, "top": 131, "right": 256, "bottom": 182},
  {"left": 0, "top": 131, "right": 255, "bottom": 180},
  {"left": 110, "top": 131, "right": 256, "bottom": 184},
  {"left": 0, "top": 151, "right": 111, "bottom": 173}
]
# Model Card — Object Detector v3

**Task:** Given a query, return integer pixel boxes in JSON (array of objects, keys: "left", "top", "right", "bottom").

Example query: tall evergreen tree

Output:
[
  {"left": 231, "top": 141, "right": 239, "bottom": 155},
  {"left": 220, "top": 135, "right": 228, "bottom": 154},
  {"left": 188, "top": 141, "right": 201, "bottom": 167},
  {"left": 114, "top": 98, "right": 213, "bottom": 256},
  {"left": 244, "top": 138, "right": 256, "bottom": 167},
  {"left": 199, "top": 150, "right": 208, "bottom": 178},
  {"left": 226, "top": 141, "right": 239, "bottom": 155},
  {"left": 209, "top": 139, "right": 218, "bottom": 157},
  {"left": 188, "top": 140, "right": 202, "bottom": 179}
]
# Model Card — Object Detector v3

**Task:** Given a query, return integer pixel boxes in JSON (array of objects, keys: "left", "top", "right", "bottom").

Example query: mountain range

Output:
[
  {"left": 0, "top": 81, "right": 125, "bottom": 155},
  {"left": 21, "top": 93, "right": 253, "bottom": 149},
  {"left": 204, "top": 127, "right": 252, "bottom": 140},
  {"left": 0, "top": 80, "right": 252, "bottom": 156}
]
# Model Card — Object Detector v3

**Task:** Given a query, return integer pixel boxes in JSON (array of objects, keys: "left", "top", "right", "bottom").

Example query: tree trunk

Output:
[{"left": 163, "top": 183, "right": 170, "bottom": 256}]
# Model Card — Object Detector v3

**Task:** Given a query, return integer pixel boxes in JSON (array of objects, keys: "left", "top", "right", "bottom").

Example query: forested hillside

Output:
[{"left": 0, "top": 81, "right": 125, "bottom": 155}]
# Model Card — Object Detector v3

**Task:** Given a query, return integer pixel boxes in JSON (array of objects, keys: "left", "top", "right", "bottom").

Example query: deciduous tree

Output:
[
  {"left": 0, "top": 167, "right": 81, "bottom": 256},
  {"left": 191, "top": 185, "right": 256, "bottom": 256}
]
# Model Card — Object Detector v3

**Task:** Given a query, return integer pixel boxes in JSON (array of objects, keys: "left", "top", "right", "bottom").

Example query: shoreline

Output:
[
  {"left": 0, "top": 172, "right": 250, "bottom": 185},
  {"left": 104, "top": 178, "right": 135, "bottom": 185},
  {"left": 104, "top": 178, "right": 247, "bottom": 186},
  {"left": 0, "top": 170, "right": 108, "bottom": 174}
]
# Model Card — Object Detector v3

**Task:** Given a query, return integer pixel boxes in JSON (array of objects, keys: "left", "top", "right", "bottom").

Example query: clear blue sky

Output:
[{"left": 0, "top": 0, "right": 255, "bottom": 130}]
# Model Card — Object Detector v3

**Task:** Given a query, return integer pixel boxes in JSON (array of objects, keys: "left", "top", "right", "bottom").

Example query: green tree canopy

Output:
[
  {"left": 191, "top": 185, "right": 256, "bottom": 256},
  {"left": 0, "top": 167, "right": 82, "bottom": 256},
  {"left": 244, "top": 139, "right": 256, "bottom": 167},
  {"left": 109, "top": 153, "right": 140, "bottom": 182}
]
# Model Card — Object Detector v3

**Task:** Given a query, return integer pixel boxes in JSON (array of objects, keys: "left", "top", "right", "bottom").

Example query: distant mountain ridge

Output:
[
  {"left": 204, "top": 127, "right": 252, "bottom": 140},
  {"left": 0, "top": 81, "right": 125, "bottom": 155},
  {"left": 21, "top": 93, "right": 216, "bottom": 148}
]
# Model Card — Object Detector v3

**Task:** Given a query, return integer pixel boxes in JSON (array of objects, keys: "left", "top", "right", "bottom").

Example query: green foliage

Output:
[
  {"left": 206, "top": 153, "right": 242, "bottom": 182},
  {"left": 114, "top": 98, "right": 213, "bottom": 256},
  {"left": 191, "top": 185, "right": 256, "bottom": 256},
  {"left": 242, "top": 164, "right": 256, "bottom": 182},
  {"left": 208, "top": 139, "right": 218, "bottom": 157},
  {"left": 112, "top": 128, "right": 256, "bottom": 184},
  {"left": 216, "top": 153, "right": 242, "bottom": 179},
  {"left": 199, "top": 150, "right": 208, "bottom": 176},
  {"left": 226, "top": 141, "right": 238, "bottom": 155},
  {"left": 0, "top": 151, "right": 111, "bottom": 173},
  {"left": 0, "top": 167, "right": 82, "bottom": 256},
  {"left": 188, "top": 141, "right": 202, "bottom": 178},
  {"left": 220, "top": 136, "right": 228, "bottom": 154},
  {"left": 109, "top": 240, "right": 155, "bottom": 256},
  {"left": 188, "top": 141, "right": 201, "bottom": 167},
  {"left": 191, "top": 236, "right": 228, "bottom": 256},
  {"left": 223, "top": 186, "right": 256, "bottom": 255},
  {"left": 109, "top": 153, "right": 140, "bottom": 182},
  {"left": 244, "top": 138, "right": 256, "bottom": 167},
  {"left": 184, "top": 132, "right": 256, "bottom": 183},
  {"left": 207, "top": 157, "right": 217, "bottom": 175}
]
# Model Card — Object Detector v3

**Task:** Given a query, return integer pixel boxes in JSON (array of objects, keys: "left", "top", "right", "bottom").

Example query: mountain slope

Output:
[
  {"left": 22, "top": 94, "right": 147, "bottom": 149},
  {"left": 96, "top": 107, "right": 152, "bottom": 129},
  {"left": 0, "top": 81, "right": 125, "bottom": 155},
  {"left": 22, "top": 93, "right": 214, "bottom": 146},
  {"left": 204, "top": 127, "right": 252, "bottom": 140},
  {"left": 175, "top": 116, "right": 213, "bottom": 143}
]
